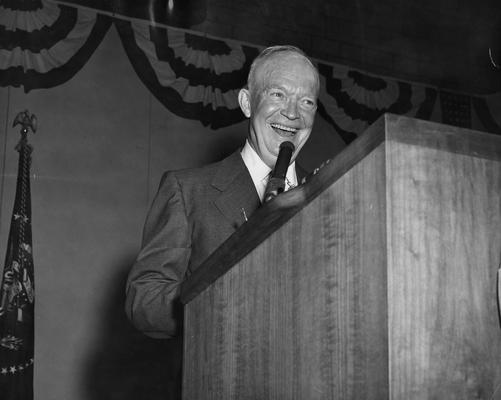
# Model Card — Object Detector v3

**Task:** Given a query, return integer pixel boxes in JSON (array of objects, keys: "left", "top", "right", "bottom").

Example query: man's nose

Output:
[{"left": 281, "top": 98, "right": 299, "bottom": 119}]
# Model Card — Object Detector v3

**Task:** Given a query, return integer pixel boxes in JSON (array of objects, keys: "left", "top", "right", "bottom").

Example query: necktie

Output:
[
  {"left": 285, "top": 177, "right": 296, "bottom": 191},
  {"left": 261, "top": 174, "right": 296, "bottom": 203}
]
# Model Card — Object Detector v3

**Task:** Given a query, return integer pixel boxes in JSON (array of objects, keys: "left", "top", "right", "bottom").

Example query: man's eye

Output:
[
  {"left": 302, "top": 99, "right": 316, "bottom": 108},
  {"left": 270, "top": 91, "right": 284, "bottom": 98}
]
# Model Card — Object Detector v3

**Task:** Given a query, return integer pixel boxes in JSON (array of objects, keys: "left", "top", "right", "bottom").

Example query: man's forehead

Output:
[
  {"left": 259, "top": 52, "right": 311, "bottom": 72},
  {"left": 259, "top": 52, "right": 316, "bottom": 75},
  {"left": 256, "top": 56, "right": 318, "bottom": 94}
]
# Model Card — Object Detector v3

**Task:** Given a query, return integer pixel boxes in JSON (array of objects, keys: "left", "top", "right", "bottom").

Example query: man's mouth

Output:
[{"left": 270, "top": 123, "right": 299, "bottom": 137}]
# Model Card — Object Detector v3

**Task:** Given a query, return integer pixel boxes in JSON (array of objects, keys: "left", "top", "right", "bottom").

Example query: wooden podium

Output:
[{"left": 180, "top": 114, "right": 501, "bottom": 399}]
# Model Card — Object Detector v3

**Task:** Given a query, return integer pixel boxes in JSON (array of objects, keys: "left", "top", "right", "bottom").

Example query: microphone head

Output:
[{"left": 279, "top": 141, "right": 295, "bottom": 152}]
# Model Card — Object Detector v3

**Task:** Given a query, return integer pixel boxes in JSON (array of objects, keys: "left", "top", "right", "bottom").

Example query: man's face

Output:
[{"left": 238, "top": 52, "right": 319, "bottom": 169}]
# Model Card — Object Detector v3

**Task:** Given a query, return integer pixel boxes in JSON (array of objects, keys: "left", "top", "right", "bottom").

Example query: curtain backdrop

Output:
[{"left": 1, "top": 0, "right": 500, "bottom": 144}]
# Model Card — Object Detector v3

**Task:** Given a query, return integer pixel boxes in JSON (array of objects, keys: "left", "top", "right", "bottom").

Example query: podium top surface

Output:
[
  {"left": 180, "top": 114, "right": 501, "bottom": 304},
  {"left": 381, "top": 113, "right": 501, "bottom": 160}
]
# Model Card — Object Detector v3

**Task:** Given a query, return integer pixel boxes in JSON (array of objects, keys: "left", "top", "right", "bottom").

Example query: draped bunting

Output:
[
  {"left": 0, "top": 0, "right": 111, "bottom": 92},
  {"left": 1, "top": 0, "right": 500, "bottom": 142},
  {"left": 316, "top": 64, "right": 438, "bottom": 143},
  {"left": 114, "top": 19, "right": 258, "bottom": 129}
]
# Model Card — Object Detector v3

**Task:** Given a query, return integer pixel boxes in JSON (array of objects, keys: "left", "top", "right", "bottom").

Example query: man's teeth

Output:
[{"left": 270, "top": 123, "right": 298, "bottom": 133}]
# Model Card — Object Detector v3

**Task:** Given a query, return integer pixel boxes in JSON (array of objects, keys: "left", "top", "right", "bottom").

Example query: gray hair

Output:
[{"left": 247, "top": 45, "right": 320, "bottom": 97}]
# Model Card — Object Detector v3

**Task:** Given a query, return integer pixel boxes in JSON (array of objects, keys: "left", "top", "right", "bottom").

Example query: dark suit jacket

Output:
[{"left": 125, "top": 151, "right": 261, "bottom": 338}]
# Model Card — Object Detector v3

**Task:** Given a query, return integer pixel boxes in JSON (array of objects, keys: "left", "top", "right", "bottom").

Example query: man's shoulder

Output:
[{"left": 161, "top": 150, "right": 243, "bottom": 186}]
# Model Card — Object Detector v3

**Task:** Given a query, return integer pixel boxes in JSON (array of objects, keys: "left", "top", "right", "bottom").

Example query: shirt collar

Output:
[{"left": 240, "top": 140, "right": 271, "bottom": 184}]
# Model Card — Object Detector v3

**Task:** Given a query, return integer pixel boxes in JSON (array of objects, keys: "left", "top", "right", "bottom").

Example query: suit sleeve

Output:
[{"left": 125, "top": 172, "right": 191, "bottom": 339}]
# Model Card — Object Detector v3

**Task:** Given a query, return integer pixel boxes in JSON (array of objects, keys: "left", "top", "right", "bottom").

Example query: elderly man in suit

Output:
[{"left": 125, "top": 44, "right": 319, "bottom": 397}]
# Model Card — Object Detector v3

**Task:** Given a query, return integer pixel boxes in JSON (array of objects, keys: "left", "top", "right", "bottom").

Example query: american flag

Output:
[{"left": 0, "top": 111, "right": 36, "bottom": 400}]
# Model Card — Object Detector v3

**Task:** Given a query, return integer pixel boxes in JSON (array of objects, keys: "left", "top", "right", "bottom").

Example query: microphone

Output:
[{"left": 263, "top": 141, "right": 295, "bottom": 203}]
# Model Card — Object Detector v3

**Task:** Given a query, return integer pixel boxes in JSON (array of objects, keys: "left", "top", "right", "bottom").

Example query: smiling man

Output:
[
  {"left": 125, "top": 45, "right": 319, "bottom": 399},
  {"left": 240, "top": 46, "right": 319, "bottom": 170},
  {"left": 238, "top": 46, "right": 319, "bottom": 202}
]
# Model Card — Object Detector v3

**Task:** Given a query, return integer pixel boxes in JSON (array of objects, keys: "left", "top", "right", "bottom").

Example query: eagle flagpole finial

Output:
[
  {"left": 13, "top": 110, "right": 37, "bottom": 137},
  {"left": 12, "top": 110, "right": 37, "bottom": 152}
]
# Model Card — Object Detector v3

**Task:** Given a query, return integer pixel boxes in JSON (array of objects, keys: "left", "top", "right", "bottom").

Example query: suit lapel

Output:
[
  {"left": 212, "top": 151, "right": 260, "bottom": 229},
  {"left": 296, "top": 163, "right": 308, "bottom": 183}
]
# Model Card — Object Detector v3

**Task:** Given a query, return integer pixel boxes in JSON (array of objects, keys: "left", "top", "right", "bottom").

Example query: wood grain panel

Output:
[
  {"left": 183, "top": 146, "right": 389, "bottom": 399},
  {"left": 386, "top": 139, "right": 501, "bottom": 399}
]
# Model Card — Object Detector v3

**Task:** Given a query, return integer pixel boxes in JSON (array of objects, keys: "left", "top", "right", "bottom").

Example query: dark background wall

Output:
[
  {"left": 194, "top": 0, "right": 501, "bottom": 94},
  {"left": 0, "top": 0, "right": 500, "bottom": 399}
]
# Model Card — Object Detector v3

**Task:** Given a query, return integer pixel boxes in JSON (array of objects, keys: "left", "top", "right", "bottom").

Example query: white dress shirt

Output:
[{"left": 240, "top": 140, "right": 298, "bottom": 203}]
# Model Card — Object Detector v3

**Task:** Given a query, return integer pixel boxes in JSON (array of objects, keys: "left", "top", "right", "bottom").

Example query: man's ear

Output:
[{"left": 238, "top": 88, "right": 252, "bottom": 118}]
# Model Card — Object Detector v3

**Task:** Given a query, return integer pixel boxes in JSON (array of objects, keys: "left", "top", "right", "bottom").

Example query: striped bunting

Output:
[
  {"left": 0, "top": 0, "right": 111, "bottom": 92},
  {"left": 115, "top": 19, "right": 259, "bottom": 128},
  {"left": 317, "top": 63, "right": 438, "bottom": 143}
]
